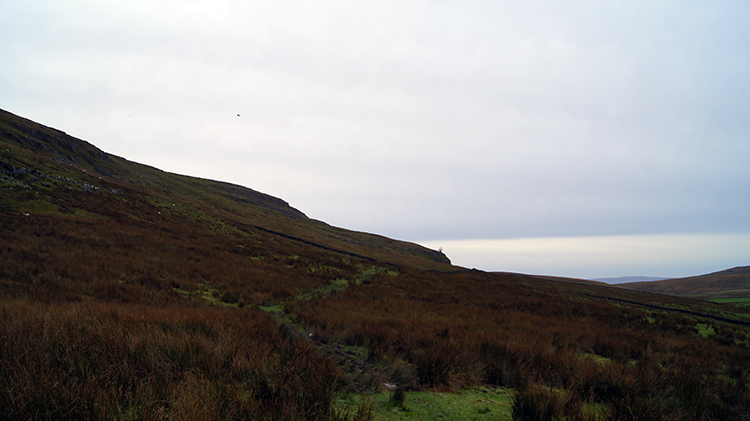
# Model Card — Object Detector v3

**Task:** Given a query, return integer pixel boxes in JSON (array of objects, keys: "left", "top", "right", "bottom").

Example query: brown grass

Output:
[
  {"left": 290, "top": 268, "right": 750, "bottom": 420},
  {"left": 3, "top": 108, "right": 750, "bottom": 420},
  {"left": 0, "top": 300, "right": 340, "bottom": 420}
]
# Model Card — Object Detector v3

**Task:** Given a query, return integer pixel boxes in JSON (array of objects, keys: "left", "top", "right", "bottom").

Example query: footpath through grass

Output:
[{"left": 333, "top": 387, "right": 513, "bottom": 421}]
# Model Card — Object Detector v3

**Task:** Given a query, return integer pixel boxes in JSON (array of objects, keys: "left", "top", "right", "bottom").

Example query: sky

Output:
[{"left": 2, "top": 1, "right": 750, "bottom": 279}]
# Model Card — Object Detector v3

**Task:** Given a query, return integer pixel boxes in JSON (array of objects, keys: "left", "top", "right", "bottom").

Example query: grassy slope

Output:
[
  {"left": 620, "top": 266, "right": 750, "bottom": 306},
  {"left": 0, "top": 108, "right": 452, "bottom": 271},
  {"left": 3, "top": 108, "right": 750, "bottom": 420}
]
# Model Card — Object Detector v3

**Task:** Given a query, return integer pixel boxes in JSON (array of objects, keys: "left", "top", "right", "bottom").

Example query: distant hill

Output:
[
  {"left": 593, "top": 276, "right": 672, "bottom": 284},
  {"left": 619, "top": 266, "right": 750, "bottom": 306}
]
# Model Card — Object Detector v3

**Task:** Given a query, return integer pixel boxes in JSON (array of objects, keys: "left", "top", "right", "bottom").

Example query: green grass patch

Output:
[
  {"left": 581, "top": 402, "right": 608, "bottom": 420},
  {"left": 259, "top": 304, "right": 285, "bottom": 313},
  {"left": 356, "top": 266, "right": 399, "bottom": 285},
  {"left": 293, "top": 278, "right": 349, "bottom": 301},
  {"left": 173, "top": 282, "right": 237, "bottom": 308},
  {"left": 696, "top": 323, "right": 716, "bottom": 337},
  {"left": 710, "top": 297, "right": 750, "bottom": 307},
  {"left": 333, "top": 387, "right": 513, "bottom": 421},
  {"left": 342, "top": 345, "right": 369, "bottom": 361},
  {"left": 308, "top": 264, "right": 342, "bottom": 274},
  {"left": 258, "top": 304, "right": 295, "bottom": 324},
  {"left": 357, "top": 267, "right": 380, "bottom": 284},
  {"left": 194, "top": 282, "right": 229, "bottom": 306},
  {"left": 580, "top": 353, "right": 612, "bottom": 365}
]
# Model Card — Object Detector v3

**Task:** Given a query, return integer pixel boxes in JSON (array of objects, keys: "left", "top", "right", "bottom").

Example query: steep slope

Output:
[
  {"left": 0, "top": 108, "right": 450, "bottom": 271},
  {"left": 620, "top": 265, "right": 750, "bottom": 306}
]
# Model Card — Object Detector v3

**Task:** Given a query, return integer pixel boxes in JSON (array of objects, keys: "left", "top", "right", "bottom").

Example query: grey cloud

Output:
[{"left": 2, "top": 0, "right": 750, "bottom": 253}]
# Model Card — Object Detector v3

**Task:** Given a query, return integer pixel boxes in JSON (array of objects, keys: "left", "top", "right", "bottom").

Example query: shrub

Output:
[
  {"left": 413, "top": 343, "right": 459, "bottom": 389},
  {"left": 512, "top": 384, "right": 574, "bottom": 421}
]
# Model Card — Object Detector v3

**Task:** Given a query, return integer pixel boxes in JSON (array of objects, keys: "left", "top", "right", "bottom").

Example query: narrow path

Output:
[{"left": 259, "top": 267, "right": 390, "bottom": 391}]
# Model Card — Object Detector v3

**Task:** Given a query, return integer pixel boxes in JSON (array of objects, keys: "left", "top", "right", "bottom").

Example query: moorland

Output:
[
  {"left": 620, "top": 266, "right": 750, "bottom": 307},
  {"left": 1, "top": 108, "right": 750, "bottom": 420}
]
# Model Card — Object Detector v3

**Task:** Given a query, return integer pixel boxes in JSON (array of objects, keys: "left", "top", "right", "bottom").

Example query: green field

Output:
[
  {"left": 710, "top": 297, "right": 750, "bottom": 307},
  {"left": 333, "top": 388, "right": 513, "bottom": 421}
]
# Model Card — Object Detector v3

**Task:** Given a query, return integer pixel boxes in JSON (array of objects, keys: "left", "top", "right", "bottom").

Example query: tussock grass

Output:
[{"left": 0, "top": 300, "right": 340, "bottom": 420}]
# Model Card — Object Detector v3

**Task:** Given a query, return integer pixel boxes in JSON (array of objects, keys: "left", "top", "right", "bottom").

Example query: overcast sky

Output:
[{"left": 3, "top": 1, "right": 749, "bottom": 278}]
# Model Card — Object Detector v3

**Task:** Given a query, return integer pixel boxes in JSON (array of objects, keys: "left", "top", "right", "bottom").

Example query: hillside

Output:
[
  {"left": 0, "top": 108, "right": 451, "bottom": 272},
  {"left": 2, "top": 109, "right": 750, "bottom": 420},
  {"left": 620, "top": 266, "right": 750, "bottom": 307},
  {"left": 593, "top": 276, "right": 672, "bottom": 284}
]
